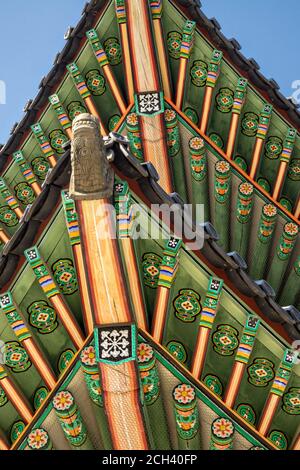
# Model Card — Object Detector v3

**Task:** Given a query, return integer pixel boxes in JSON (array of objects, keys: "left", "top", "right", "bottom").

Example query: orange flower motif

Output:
[
  {"left": 190, "top": 136, "right": 204, "bottom": 150},
  {"left": 165, "top": 109, "right": 176, "bottom": 122},
  {"left": 81, "top": 346, "right": 96, "bottom": 366},
  {"left": 53, "top": 390, "right": 73, "bottom": 411},
  {"left": 285, "top": 222, "right": 298, "bottom": 236},
  {"left": 216, "top": 160, "right": 230, "bottom": 173},
  {"left": 173, "top": 384, "right": 195, "bottom": 404},
  {"left": 127, "top": 113, "right": 138, "bottom": 126},
  {"left": 28, "top": 428, "right": 49, "bottom": 449},
  {"left": 263, "top": 204, "right": 277, "bottom": 217},
  {"left": 212, "top": 418, "right": 234, "bottom": 438},
  {"left": 137, "top": 343, "right": 153, "bottom": 363}
]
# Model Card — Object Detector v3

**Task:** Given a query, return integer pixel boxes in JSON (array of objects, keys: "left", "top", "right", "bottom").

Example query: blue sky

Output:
[{"left": 0, "top": 0, "right": 299, "bottom": 144}]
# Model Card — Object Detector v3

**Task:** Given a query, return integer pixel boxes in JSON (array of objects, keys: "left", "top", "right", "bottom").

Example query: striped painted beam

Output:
[
  {"left": 86, "top": 29, "right": 127, "bottom": 114},
  {"left": 173, "top": 383, "right": 201, "bottom": 450},
  {"left": 248, "top": 203, "right": 277, "bottom": 280},
  {"left": 26, "top": 428, "right": 53, "bottom": 450},
  {"left": 199, "top": 49, "right": 223, "bottom": 133},
  {"left": 0, "top": 291, "right": 56, "bottom": 389},
  {"left": 258, "top": 349, "right": 296, "bottom": 436},
  {"left": 231, "top": 182, "right": 254, "bottom": 259},
  {"left": 191, "top": 277, "right": 224, "bottom": 379},
  {"left": 273, "top": 128, "right": 297, "bottom": 201},
  {"left": 31, "top": 123, "right": 57, "bottom": 168},
  {"left": 0, "top": 366, "right": 33, "bottom": 423},
  {"left": 49, "top": 94, "right": 73, "bottom": 140},
  {"left": 249, "top": 104, "right": 273, "bottom": 179},
  {"left": 224, "top": 315, "right": 260, "bottom": 408},
  {"left": 125, "top": 0, "right": 173, "bottom": 193},
  {"left": 61, "top": 191, "right": 94, "bottom": 336},
  {"left": 210, "top": 417, "right": 235, "bottom": 450},
  {"left": 13, "top": 151, "right": 42, "bottom": 197},
  {"left": 114, "top": 181, "right": 148, "bottom": 330},
  {"left": 70, "top": 113, "right": 149, "bottom": 450},
  {"left": 150, "top": 0, "right": 172, "bottom": 100},
  {"left": 115, "top": 0, "right": 134, "bottom": 102},
  {"left": 152, "top": 237, "right": 182, "bottom": 342},
  {"left": 189, "top": 136, "right": 209, "bottom": 220},
  {"left": 67, "top": 62, "right": 107, "bottom": 136},
  {"left": 214, "top": 161, "right": 231, "bottom": 251},
  {"left": 226, "top": 78, "right": 248, "bottom": 159},
  {"left": 24, "top": 246, "right": 85, "bottom": 349},
  {"left": 0, "top": 227, "right": 10, "bottom": 245},
  {"left": 266, "top": 221, "right": 298, "bottom": 293},
  {"left": 0, "top": 178, "right": 23, "bottom": 219},
  {"left": 53, "top": 390, "right": 94, "bottom": 449},
  {"left": 175, "top": 20, "right": 196, "bottom": 110}
]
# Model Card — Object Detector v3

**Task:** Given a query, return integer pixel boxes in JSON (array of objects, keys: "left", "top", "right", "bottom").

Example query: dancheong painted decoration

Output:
[{"left": 0, "top": 0, "right": 299, "bottom": 452}]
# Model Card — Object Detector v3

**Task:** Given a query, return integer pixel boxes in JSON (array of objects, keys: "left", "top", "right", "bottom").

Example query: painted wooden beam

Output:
[
  {"left": 214, "top": 161, "right": 231, "bottom": 251},
  {"left": 49, "top": 94, "right": 73, "bottom": 140},
  {"left": 70, "top": 113, "right": 149, "bottom": 450},
  {"left": 0, "top": 292, "right": 56, "bottom": 390},
  {"left": 249, "top": 104, "right": 273, "bottom": 179},
  {"left": 24, "top": 246, "right": 85, "bottom": 349},
  {"left": 114, "top": 181, "right": 148, "bottom": 330},
  {"left": 231, "top": 182, "right": 254, "bottom": 259},
  {"left": 152, "top": 238, "right": 181, "bottom": 342},
  {"left": 150, "top": 0, "right": 172, "bottom": 100},
  {"left": 31, "top": 123, "right": 57, "bottom": 168},
  {"left": 53, "top": 390, "right": 94, "bottom": 449},
  {"left": 0, "top": 178, "right": 23, "bottom": 219},
  {"left": 86, "top": 29, "right": 127, "bottom": 114},
  {"left": 126, "top": 112, "right": 144, "bottom": 161},
  {"left": 67, "top": 62, "right": 107, "bottom": 136},
  {"left": 191, "top": 277, "right": 223, "bottom": 379},
  {"left": 62, "top": 191, "right": 94, "bottom": 336},
  {"left": 173, "top": 383, "right": 201, "bottom": 449},
  {"left": 224, "top": 315, "right": 260, "bottom": 408},
  {"left": 258, "top": 349, "right": 296, "bottom": 436},
  {"left": 188, "top": 136, "right": 209, "bottom": 221},
  {"left": 272, "top": 128, "right": 296, "bottom": 201},
  {"left": 199, "top": 50, "right": 222, "bottom": 133},
  {"left": 226, "top": 78, "right": 248, "bottom": 159},
  {"left": 125, "top": 0, "right": 173, "bottom": 193},
  {"left": 175, "top": 20, "right": 196, "bottom": 110},
  {"left": 0, "top": 366, "right": 33, "bottom": 423},
  {"left": 164, "top": 109, "right": 188, "bottom": 202},
  {"left": 248, "top": 203, "right": 277, "bottom": 280},
  {"left": 266, "top": 221, "right": 298, "bottom": 293},
  {"left": 13, "top": 151, "right": 42, "bottom": 197},
  {"left": 115, "top": 0, "right": 135, "bottom": 103}
]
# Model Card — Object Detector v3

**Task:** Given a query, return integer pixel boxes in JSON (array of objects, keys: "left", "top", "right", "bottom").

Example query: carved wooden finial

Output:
[{"left": 70, "top": 113, "right": 114, "bottom": 200}]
